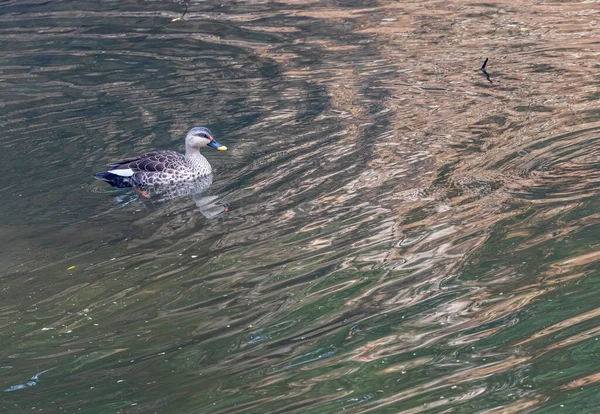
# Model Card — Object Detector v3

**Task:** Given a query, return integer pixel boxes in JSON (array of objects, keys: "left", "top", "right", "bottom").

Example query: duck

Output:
[{"left": 94, "top": 127, "right": 227, "bottom": 189}]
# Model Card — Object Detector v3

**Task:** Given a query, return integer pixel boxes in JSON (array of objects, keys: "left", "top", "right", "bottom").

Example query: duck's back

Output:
[{"left": 108, "top": 150, "right": 185, "bottom": 170}]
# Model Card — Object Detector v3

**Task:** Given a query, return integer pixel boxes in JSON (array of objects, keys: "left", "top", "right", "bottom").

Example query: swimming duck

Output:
[{"left": 94, "top": 127, "right": 227, "bottom": 188}]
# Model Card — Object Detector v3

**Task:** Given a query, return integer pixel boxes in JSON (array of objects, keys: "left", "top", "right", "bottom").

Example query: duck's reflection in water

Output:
[{"left": 115, "top": 174, "right": 228, "bottom": 219}]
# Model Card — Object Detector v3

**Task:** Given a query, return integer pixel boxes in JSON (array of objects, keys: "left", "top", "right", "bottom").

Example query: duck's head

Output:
[{"left": 185, "top": 127, "right": 227, "bottom": 151}]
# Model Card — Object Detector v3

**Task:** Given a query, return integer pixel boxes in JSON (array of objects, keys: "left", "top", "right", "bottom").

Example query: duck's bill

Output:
[{"left": 208, "top": 139, "right": 227, "bottom": 151}]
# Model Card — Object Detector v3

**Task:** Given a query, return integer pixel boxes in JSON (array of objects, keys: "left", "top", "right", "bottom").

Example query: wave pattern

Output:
[{"left": 2, "top": 0, "right": 600, "bottom": 413}]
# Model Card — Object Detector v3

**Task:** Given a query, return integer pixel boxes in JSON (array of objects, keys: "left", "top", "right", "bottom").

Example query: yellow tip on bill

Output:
[{"left": 217, "top": 146, "right": 228, "bottom": 151}]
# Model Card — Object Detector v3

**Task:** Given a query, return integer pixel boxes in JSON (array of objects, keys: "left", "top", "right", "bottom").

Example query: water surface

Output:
[{"left": 2, "top": 1, "right": 600, "bottom": 413}]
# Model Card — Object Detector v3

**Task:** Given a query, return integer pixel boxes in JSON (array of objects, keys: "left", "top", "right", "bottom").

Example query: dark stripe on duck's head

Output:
[
  {"left": 187, "top": 127, "right": 213, "bottom": 139},
  {"left": 186, "top": 126, "right": 227, "bottom": 151}
]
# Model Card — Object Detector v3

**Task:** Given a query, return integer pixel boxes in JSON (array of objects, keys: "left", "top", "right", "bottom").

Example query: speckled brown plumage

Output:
[{"left": 94, "top": 127, "right": 227, "bottom": 188}]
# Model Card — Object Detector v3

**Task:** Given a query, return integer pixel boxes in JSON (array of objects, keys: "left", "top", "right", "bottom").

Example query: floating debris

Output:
[
  {"left": 4, "top": 367, "right": 55, "bottom": 392},
  {"left": 481, "top": 57, "right": 492, "bottom": 83},
  {"left": 171, "top": 3, "right": 188, "bottom": 22}
]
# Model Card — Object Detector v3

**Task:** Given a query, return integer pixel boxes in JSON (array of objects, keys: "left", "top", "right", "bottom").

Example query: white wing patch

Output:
[{"left": 109, "top": 168, "right": 135, "bottom": 177}]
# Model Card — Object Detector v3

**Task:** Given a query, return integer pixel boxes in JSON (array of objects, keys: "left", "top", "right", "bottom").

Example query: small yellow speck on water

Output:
[{"left": 67, "top": 266, "right": 75, "bottom": 270}]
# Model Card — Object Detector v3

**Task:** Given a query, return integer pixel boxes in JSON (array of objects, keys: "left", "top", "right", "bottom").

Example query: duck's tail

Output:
[{"left": 93, "top": 171, "right": 133, "bottom": 188}]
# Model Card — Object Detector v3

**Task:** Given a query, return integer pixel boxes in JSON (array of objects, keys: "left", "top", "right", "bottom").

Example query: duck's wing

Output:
[
  {"left": 106, "top": 152, "right": 160, "bottom": 168},
  {"left": 107, "top": 150, "right": 185, "bottom": 175}
]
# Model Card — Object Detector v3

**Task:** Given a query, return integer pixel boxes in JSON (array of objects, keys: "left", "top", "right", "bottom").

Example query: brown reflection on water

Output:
[{"left": 3, "top": 0, "right": 600, "bottom": 412}]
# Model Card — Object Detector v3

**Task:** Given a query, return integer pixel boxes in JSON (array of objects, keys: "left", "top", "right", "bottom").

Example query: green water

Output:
[{"left": 2, "top": 1, "right": 600, "bottom": 413}]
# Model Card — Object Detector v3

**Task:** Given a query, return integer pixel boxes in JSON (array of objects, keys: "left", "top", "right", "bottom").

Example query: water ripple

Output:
[{"left": 2, "top": 0, "right": 600, "bottom": 413}]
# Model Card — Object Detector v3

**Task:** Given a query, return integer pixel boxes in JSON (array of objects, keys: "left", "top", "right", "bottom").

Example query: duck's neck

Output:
[{"left": 185, "top": 146, "right": 212, "bottom": 174}]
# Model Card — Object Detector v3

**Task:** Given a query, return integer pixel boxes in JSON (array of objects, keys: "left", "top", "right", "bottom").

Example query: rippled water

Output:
[{"left": 2, "top": 1, "right": 600, "bottom": 412}]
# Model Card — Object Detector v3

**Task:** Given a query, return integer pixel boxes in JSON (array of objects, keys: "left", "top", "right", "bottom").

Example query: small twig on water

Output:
[
  {"left": 171, "top": 3, "right": 188, "bottom": 22},
  {"left": 481, "top": 57, "right": 492, "bottom": 83}
]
